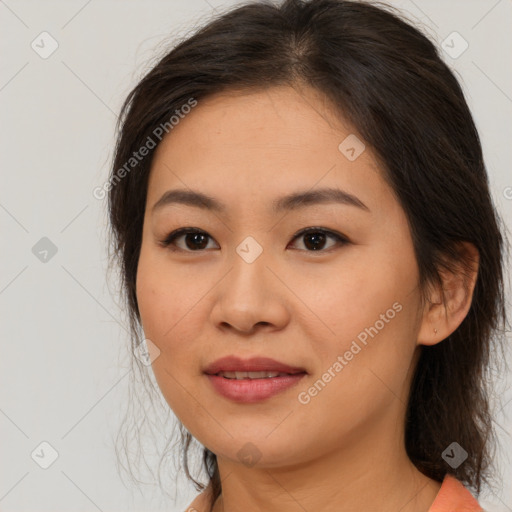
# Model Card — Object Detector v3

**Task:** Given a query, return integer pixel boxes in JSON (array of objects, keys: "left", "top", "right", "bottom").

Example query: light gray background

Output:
[{"left": 1, "top": 0, "right": 511, "bottom": 511}]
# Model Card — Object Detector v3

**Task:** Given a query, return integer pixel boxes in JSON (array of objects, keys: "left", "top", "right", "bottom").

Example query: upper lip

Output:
[{"left": 203, "top": 356, "right": 307, "bottom": 375}]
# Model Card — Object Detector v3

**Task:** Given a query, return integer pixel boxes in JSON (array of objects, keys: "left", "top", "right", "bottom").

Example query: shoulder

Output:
[
  {"left": 183, "top": 482, "right": 214, "bottom": 512},
  {"left": 428, "top": 474, "right": 484, "bottom": 512},
  {"left": 184, "top": 475, "right": 483, "bottom": 512}
]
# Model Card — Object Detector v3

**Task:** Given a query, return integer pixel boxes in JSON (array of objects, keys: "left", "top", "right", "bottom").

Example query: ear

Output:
[{"left": 417, "top": 241, "right": 479, "bottom": 346}]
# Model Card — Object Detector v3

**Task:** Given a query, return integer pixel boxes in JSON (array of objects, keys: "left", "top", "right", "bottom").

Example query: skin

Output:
[{"left": 135, "top": 84, "right": 479, "bottom": 512}]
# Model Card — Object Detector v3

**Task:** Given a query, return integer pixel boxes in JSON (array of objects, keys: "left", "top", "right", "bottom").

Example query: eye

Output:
[
  {"left": 159, "top": 227, "right": 349, "bottom": 253},
  {"left": 288, "top": 227, "right": 349, "bottom": 252},
  {"left": 159, "top": 228, "right": 218, "bottom": 252}
]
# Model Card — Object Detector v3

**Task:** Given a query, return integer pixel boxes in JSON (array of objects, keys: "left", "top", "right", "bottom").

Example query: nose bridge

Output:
[
  {"left": 211, "top": 232, "right": 283, "bottom": 332},
  {"left": 228, "top": 233, "right": 271, "bottom": 299},
  {"left": 235, "top": 233, "right": 266, "bottom": 266}
]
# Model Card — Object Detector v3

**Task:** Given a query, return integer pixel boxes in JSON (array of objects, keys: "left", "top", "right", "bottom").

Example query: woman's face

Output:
[{"left": 136, "top": 85, "right": 430, "bottom": 469}]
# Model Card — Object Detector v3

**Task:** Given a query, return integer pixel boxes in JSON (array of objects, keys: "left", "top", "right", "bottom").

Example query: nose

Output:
[{"left": 209, "top": 247, "right": 290, "bottom": 335}]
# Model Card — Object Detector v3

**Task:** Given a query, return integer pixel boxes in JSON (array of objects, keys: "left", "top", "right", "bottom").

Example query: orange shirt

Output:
[
  {"left": 184, "top": 473, "right": 482, "bottom": 512},
  {"left": 428, "top": 474, "right": 483, "bottom": 512}
]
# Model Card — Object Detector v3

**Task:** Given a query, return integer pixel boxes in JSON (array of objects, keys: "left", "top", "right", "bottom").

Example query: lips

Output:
[
  {"left": 203, "top": 356, "right": 307, "bottom": 376},
  {"left": 204, "top": 356, "right": 308, "bottom": 403}
]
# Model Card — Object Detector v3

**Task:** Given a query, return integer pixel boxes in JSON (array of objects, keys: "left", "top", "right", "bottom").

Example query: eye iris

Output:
[
  {"left": 186, "top": 232, "right": 208, "bottom": 250},
  {"left": 304, "top": 232, "right": 326, "bottom": 251}
]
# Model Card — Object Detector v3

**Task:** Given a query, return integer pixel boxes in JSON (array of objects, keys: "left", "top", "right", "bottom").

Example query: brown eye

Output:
[
  {"left": 160, "top": 227, "right": 349, "bottom": 253},
  {"left": 161, "top": 228, "right": 218, "bottom": 251},
  {"left": 288, "top": 227, "right": 348, "bottom": 252}
]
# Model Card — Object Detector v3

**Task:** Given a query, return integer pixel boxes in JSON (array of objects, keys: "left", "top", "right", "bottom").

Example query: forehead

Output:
[{"left": 147, "top": 86, "right": 394, "bottom": 218}]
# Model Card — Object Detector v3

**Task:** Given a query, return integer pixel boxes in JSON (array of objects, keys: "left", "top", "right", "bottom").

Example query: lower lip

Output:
[{"left": 206, "top": 373, "right": 307, "bottom": 403}]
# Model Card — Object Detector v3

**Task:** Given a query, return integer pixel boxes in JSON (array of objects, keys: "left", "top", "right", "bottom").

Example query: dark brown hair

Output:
[{"left": 107, "top": 0, "right": 510, "bottom": 508}]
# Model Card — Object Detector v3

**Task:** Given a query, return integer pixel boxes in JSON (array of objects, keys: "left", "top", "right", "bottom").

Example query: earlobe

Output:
[{"left": 417, "top": 242, "right": 479, "bottom": 347}]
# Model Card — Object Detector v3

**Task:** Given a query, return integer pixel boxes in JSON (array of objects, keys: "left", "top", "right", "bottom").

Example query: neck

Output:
[
  {"left": 211, "top": 408, "right": 442, "bottom": 512},
  {"left": 213, "top": 457, "right": 441, "bottom": 512}
]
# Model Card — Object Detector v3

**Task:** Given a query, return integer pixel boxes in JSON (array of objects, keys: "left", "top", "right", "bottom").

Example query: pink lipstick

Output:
[{"left": 204, "top": 356, "right": 307, "bottom": 403}]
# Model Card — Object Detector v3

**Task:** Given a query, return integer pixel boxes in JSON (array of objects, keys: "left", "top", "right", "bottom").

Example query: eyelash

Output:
[{"left": 159, "top": 227, "right": 349, "bottom": 254}]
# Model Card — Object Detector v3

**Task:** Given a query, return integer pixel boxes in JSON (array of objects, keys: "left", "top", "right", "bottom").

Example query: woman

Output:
[{"left": 107, "top": 0, "right": 509, "bottom": 510}]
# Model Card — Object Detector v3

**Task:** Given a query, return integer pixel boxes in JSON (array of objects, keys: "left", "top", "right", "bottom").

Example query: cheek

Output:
[
  {"left": 136, "top": 262, "right": 168, "bottom": 339},
  {"left": 135, "top": 249, "right": 208, "bottom": 406},
  {"left": 289, "top": 254, "right": 410, "bottom": 352},
  {"left": 294, "top": 252, "right": 419, "bottom": 408},
  {"left": 136, "top": 246, "right": 191, "bottom": 340},
  {"left": 293, "top": 304, "right": 417, "bottom": 450},
  {"left": 136, "top": 251, "right": 184, "bottom": 376},
  {"left": 136, "top": 263, "right": 196, "bottom": 422}
]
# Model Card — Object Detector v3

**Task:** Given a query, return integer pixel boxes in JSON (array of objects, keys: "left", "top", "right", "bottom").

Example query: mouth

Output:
[
  {"left": 214, "top": 370, "right": 306, "bottom": 380},
  {"left": 203, "top": 355, "right": 308, "bottom": 376},
  {"left": 203, "top": 356, "right": 308, "bottom": 403}
]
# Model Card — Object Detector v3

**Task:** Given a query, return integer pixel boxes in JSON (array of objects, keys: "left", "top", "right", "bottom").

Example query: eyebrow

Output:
[{"left": 151, "top": 187, "right": 370, "bottom": 214}]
